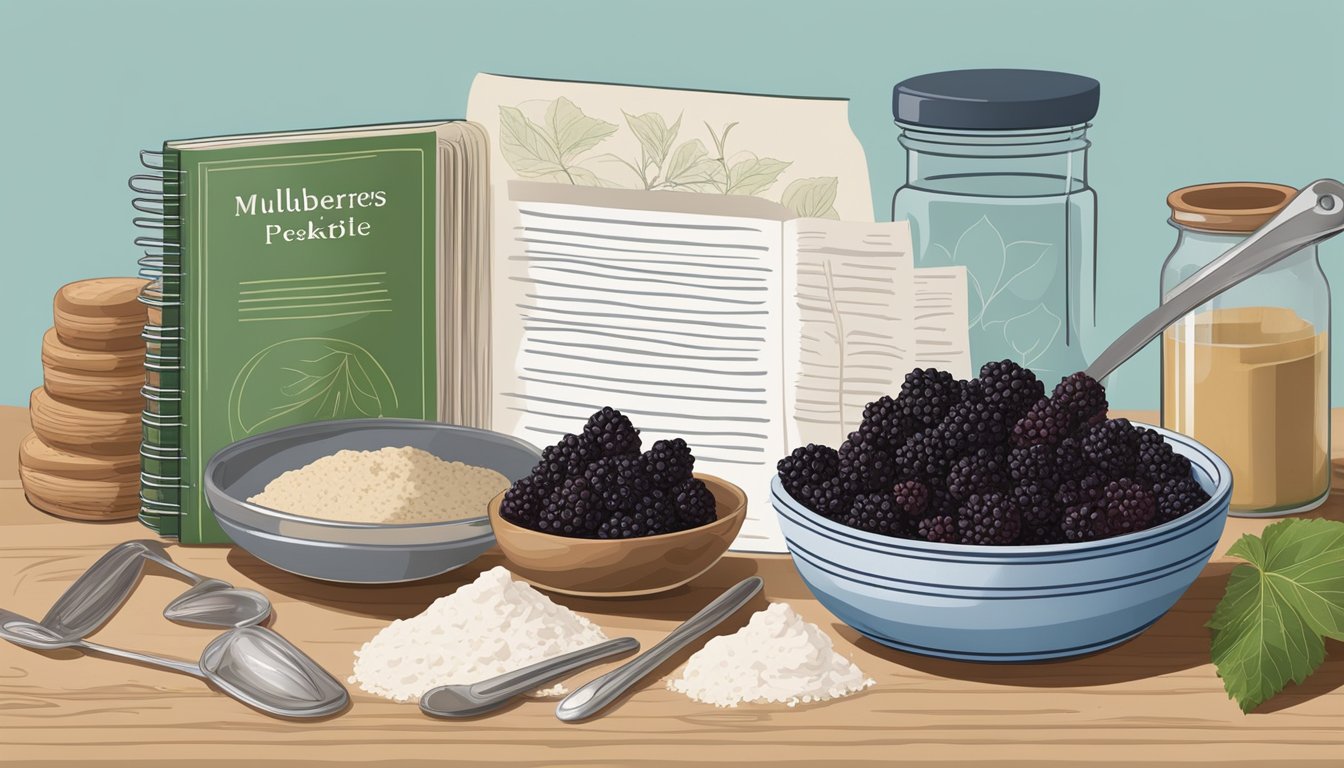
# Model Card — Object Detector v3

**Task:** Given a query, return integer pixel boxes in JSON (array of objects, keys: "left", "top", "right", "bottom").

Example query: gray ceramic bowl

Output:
[{"left": 204, "top": 418, "right": 541, "bottom": 584}]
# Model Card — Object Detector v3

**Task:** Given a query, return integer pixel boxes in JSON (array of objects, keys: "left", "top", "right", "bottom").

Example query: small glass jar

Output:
[
  {"left": 1160, "top": 183, "right": 1330, "bottom": 516},
  {"left": 892, "top": 69, "right": 1099, "bottom": 381}
]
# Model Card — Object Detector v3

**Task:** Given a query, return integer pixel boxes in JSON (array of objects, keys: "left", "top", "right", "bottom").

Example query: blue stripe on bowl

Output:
[
  {"left": 852, "top": 617, "right": 1161, "bottom": 662},
  {"left": 773, "top": 484, "right": 1225, "bottom": 565},
  {"left": 786, "top": 538, "right": 1216, "bottom": 599}
]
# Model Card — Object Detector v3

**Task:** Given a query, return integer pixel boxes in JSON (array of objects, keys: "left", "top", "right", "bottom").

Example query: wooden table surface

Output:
[{"left": 1, "top": 405, "right": 1342, "bottom": 767}]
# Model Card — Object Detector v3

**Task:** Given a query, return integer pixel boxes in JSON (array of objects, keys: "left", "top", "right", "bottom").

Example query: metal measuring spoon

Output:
[
  {"left": 0, "top": 608, "right": 347, "bottom": 719},
  {"left": 161, "top": 577, "right": 272, "bottom": 629},
  {"left": 41, "top": 541, "right": 151, "bottom": 640},
  {"left": 420, "top": 636, "right": 640, "bottom": 719},
  {"left": 555, "top": 576, "right": 763, "bottom": 722},
  {"left": 1086, "top": 178, "right": 1344, "bottom": 380},
  {"left": 132, "top": 540, "right": 272, "bottom": 628},
  {"left": 41, "top": 540, "right": 271, "bottom": 635}
]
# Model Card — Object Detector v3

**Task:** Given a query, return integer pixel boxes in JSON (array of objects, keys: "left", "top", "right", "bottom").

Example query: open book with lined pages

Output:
[
  {"left": 468, "top": 73, "right": 970, "bottom": 551},
  {"left": 498, "top": 182, "right": 969, "bottom": 551}
]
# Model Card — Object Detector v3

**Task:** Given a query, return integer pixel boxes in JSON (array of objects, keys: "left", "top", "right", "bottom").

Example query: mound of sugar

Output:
[
  {"left": 668, "top": 602, "right": 874, "bottom": 708},
  {"left": 350, "top": 566, "right": 608, "bottom": 702}
]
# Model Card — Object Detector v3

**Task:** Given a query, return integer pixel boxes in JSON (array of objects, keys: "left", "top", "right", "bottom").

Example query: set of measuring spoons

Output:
[
  {"left": 0, "top": 540, "right": 347, "bottom": 719},
  {"left": 0, "top": 540, "right": 760, "bottom": 722}
]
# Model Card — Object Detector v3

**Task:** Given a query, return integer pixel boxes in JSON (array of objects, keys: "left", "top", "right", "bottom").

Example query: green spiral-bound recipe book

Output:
[{"left": 133, "top": 121, "right": 492, "bottom": 543}]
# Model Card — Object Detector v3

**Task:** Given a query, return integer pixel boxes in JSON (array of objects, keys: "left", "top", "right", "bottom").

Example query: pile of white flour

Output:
[
  {"left": 350, "top": 566, "right": 608, "bottom": 702},
  {"left": 668, "top": 602, "right": 874, "bottom": 708}
]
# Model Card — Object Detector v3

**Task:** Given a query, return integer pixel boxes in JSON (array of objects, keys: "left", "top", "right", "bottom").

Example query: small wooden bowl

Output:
[{"left": 488, "top": 473, "right": 747, "bottom": 597}]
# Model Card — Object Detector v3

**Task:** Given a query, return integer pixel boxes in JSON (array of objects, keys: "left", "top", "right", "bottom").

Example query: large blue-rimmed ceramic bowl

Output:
[{"left": 772, "top": 424, "right": 1231, "bottom": 662}]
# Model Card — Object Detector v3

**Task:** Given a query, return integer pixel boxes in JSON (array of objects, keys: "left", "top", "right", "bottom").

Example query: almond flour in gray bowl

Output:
[{"left": 248, "top": 445, "right": 509, "bottom": 524}]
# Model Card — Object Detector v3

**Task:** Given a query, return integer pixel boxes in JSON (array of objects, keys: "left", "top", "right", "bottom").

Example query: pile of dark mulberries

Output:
[
  {"left": 777, "top": 363, "right": 1211, "bottom": 546},
  {"left": 500, "top": 407, "right": 717, "bottom": 539}
]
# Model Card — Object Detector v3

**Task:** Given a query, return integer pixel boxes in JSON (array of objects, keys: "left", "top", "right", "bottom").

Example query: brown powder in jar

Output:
[{"left": 1162, "top": 306, "right": 1327, "bottom": 513}]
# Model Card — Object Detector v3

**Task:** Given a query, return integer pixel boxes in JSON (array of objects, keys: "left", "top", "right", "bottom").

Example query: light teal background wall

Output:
[{"left": 1, "top": 0, "right": 1339, "bottom": 409}]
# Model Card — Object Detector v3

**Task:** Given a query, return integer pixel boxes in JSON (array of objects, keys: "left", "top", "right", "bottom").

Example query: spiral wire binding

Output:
[{"left": 132, "top": 150, "right": 183, "bottom": 535}]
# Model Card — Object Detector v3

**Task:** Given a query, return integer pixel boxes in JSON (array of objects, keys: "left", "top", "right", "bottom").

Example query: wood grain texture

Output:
[
  {"left": 18, "top": 432, "right": 139, "bottom": 480},
  {"left": 51, "top": 307, "right": 145, "bottom": 350},
  {"left": 0, "top": 406, "right": 1340, "bottom": 766},
  {"left": 41, "top": 328, "right": 144, "bottom": 375},
  {"left": 27, "top": 387, "right": 140, "bottom": 455},
  {"left": 53, "top": 278, "right": 150, "bottom": 319},
  {"left": 42, "top": 365, "right": 144, "bottom": 406}
]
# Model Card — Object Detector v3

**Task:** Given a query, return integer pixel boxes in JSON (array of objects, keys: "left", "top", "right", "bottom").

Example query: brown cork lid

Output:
[{"left": 1167, "top": 182, "right": 1296, "bottom": 233}]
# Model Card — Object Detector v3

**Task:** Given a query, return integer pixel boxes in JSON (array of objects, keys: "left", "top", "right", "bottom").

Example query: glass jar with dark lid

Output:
[
  {"left": 1160, "top": 182, "right": 1330, "bottom": 516},
  {"left": 892, "top": 68, "right": 1099, "bottom": 381}
]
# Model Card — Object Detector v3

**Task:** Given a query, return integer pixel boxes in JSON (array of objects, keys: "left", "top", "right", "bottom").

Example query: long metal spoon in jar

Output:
[
  {"left": 0, "top": 608, "right": 347, "bottom": 719},
  {"left": 1085, "top": 178, "right": 1344, "bottom": 380},
  {"left": 555, "top": 576, "right": 763, "bottom": 723}
]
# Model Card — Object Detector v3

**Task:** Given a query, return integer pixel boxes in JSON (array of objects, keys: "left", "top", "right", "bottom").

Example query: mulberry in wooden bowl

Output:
[{"left": 488, "top": 473, "right": 747, "bottom": 597}]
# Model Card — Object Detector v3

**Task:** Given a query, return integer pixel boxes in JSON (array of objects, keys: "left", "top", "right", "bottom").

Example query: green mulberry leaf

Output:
[{"left": 1208, "top": 519, "right": 1344, "bottom": 713}]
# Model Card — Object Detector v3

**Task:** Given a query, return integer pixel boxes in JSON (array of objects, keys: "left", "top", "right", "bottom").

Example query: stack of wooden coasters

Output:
[{"left": 19, "top": 278, "right": 149, "bottom": 520}]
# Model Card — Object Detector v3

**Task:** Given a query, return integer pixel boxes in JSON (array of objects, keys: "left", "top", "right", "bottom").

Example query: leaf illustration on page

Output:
[
  {"left": 498, "top": 105, "right": 565, "bottom": 178},
  {"left": 1001, "top": 304, "right": 1060, "bottom": 366},
  {"left": 561, "top": 166, "right": 607, "bottom": 187},
  {"left": 624, "top": 111, "right": 681, "bottom": 171},
  {"left": 706, "top": 121, "right": 738, "bottom": 193},
  {"left": 782, "top": 177, "right": 839, "bottom": 218},
  {"left": 727, "top": 157, "right": 791, "bottom": 196},
  {"left": 499, "top": 100, "right": 616, "bottom": 185},
  {"left": 661, "top": 139, "right": 724, "bottom": 191},
  {"left": 547, "top": 97, "right": 618, "bottom": 163},
  {"left": 706, "top": 121, "right": 738, "bottom": 160}
]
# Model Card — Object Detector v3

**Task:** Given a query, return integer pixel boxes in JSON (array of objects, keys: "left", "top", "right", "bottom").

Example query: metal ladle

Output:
[
  {"left": 0, "top": 609, "right": 347, "bottom": 719},
  {"left": 1085, "top": 178, "right": 1344, "bottom": 380}
]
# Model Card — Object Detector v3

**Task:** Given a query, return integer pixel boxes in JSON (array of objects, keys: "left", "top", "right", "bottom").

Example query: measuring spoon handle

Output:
[
  {"left": 470, "top": 636, "right": 640, "bottom": 702},
  {"left": 555, "top": 576, "right": 762, "bottom": 722},
  {"left": 75, "top": 637, "right": 205, "bottom": 678},
  {"left": 40, "top": 541, "right": 156, "bottom": 639},
  {"left": 1085, "top": 179, "right": 1344, "bottom": 381}
]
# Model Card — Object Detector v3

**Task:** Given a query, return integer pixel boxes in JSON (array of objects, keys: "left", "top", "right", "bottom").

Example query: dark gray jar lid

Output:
[{"left": 894, "top": 69, "right": 1100, "bottom": 130}]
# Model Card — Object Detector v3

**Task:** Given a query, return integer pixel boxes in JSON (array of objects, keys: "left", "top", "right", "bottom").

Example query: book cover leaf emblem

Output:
[{"left": 227, "top": 338, "right": 398, "bottom": 440}]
